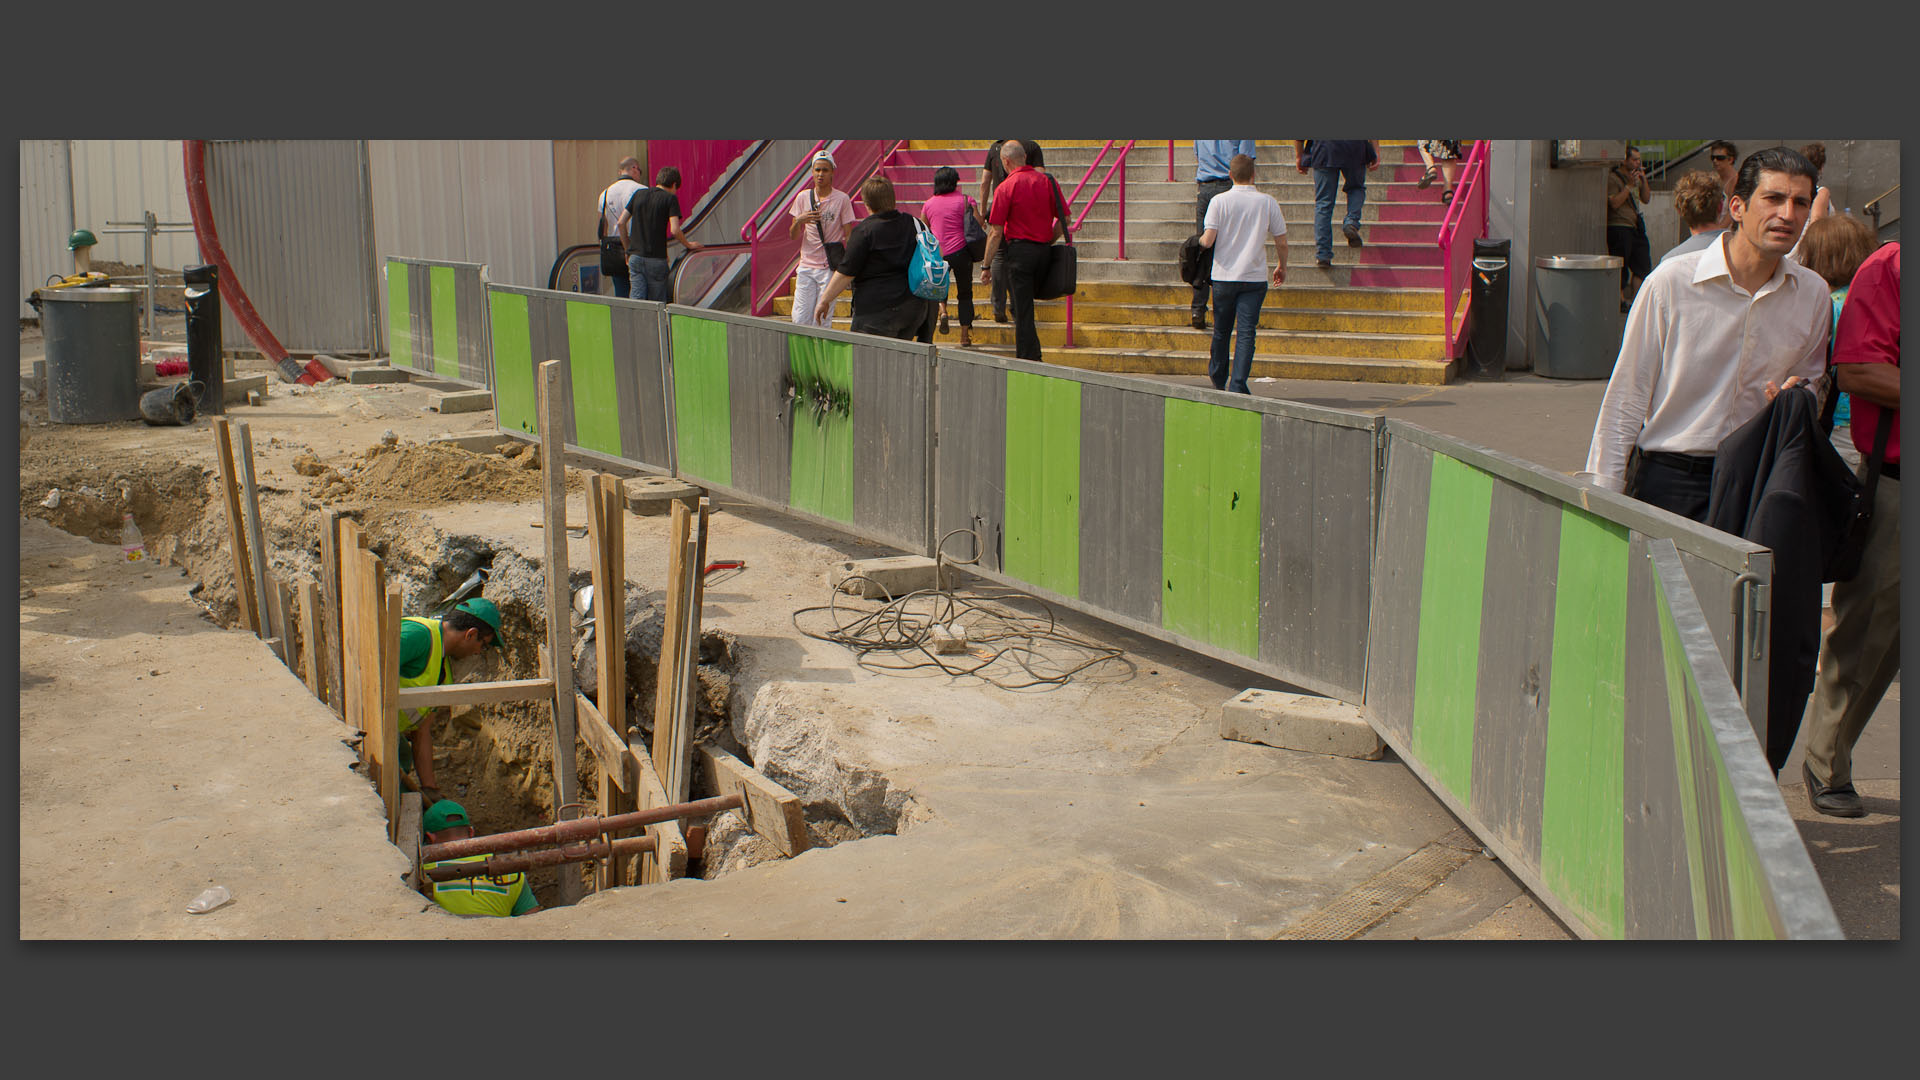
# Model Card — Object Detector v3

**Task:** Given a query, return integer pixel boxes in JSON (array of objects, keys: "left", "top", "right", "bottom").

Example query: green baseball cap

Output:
[
  {"left": 423, "top": 799, "right": 471, "bottom": 834},
  {"left": 454, "top": 597, "right": 503, "bottom": 649}
]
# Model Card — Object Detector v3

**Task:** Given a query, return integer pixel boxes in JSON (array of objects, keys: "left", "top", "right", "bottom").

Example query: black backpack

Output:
[{"left": 1178, "top": 232, "right": 1213, "bottom": 285}]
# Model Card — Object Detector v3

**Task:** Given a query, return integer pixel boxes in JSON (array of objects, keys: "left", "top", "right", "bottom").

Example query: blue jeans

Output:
[
  {"left": 628, "top": 254, "right": 671, "bottom": 302},
  {"left": 1209, "top": 279, "right": 1267, "bottom": 394},
  {"left": 1312, "top": 165, "right": 1367, "bottom": 262}
]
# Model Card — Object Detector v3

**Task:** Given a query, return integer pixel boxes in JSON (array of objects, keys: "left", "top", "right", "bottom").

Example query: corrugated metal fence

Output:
[{"left": 429, "top": 281, "right": 1828, "bottom": 938}]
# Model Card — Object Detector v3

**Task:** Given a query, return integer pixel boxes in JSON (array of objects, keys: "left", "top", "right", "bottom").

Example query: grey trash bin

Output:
[
  {"left": 1533, "top": 254, "right": 1625, "bottom": 380},
  {"left": 40, "top": 287, "right": 143, "bottom": 423}
]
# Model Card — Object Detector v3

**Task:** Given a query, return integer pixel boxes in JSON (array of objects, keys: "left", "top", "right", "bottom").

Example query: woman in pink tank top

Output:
[{"left": 921, "top": 166, "right": 985, "bottom": 347}]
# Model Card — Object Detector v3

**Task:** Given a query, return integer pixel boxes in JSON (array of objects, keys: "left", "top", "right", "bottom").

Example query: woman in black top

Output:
[{"left": 810, "top": 176, "right": 935, "bottom": 342}]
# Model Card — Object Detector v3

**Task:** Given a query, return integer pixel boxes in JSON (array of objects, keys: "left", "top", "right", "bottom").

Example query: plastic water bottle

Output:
[{"left": 120, "top": 512, "right": 146, "bottom": 563}]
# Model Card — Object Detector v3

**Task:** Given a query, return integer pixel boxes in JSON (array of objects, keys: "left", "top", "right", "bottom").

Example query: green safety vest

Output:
[
  {"left": 424, "top": 855, "right": 535, "bottom": 917},
  {"left": 398, "top": 616, "right": 448, "bottom": 734}
]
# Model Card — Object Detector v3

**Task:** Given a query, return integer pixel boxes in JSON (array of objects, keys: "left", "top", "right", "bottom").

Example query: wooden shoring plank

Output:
[
  {"left": 261, "top": 573, "right": 286, "bottom": 662},
  {"left": 661, "top": 498, "right": 711, "bottom": 807},
  {"left": 396, "top": 678, "right": 556, "bottom": 710},
  {"left": 538, "top": 359, "right": 582, "bottom": 907},
  {"left": 574, "top": 691, "right": 631, "bottom": 793},
  {"left": 272, "top": 575, "right": 295, "bottom": 667},
  {"left": 627, "top": 745, "right": 687, "bottom": 884},
  {"left": 319, "top": 509, "right": 346, "bottom": 716},
  {"left": 211, "top": 419, "right": 260, "bottom": 634},
  {"left": 336, "top": 516, "right": 367, "bottom": 730},
  {"left": 591, "top": 473, "right": 627, "bottom": 763},
  {"left": 696, "top": 744, "right": 810, "bottom": 858},
  {"left": 399, "top": 790, "right": 424, "bottom": 891},
  {"left": 381, "top": 583, "right": 403, "bottom": 843},
  {"left": 234, "top": 422, "right": 273, "bottom": 642},
  {"left": 299, "top": 578, "right": 324, "bottom": 699},
  {"left": 345, "top": 544, "right": 387, "bottom": 798},
  {"left": 651, "top": 499, "right": 696, "bottom": 803}
]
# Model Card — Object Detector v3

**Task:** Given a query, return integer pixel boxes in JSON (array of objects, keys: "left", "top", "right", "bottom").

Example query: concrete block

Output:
[
  {"left": 349, "top": 366, "right": 411, "bottom": 385},
  {"left": 317, "top": 354, "right": 381, "bottom": 378},
  {"left": 1220, "top": 688, "right": 1385, "bottom": 760},
  {"left": 429, "top": 432, "right": 516, "bottom": 454},
  {"left": 426, "top": 389, "right": 494, "bottom": 414},
  {"left": 833, "top": 555, "right": 942, "bottom": 599},
  {"left": 624, "top": 475, "right": 704, "bottom": 516},
  {"left": 31, "top": 359, "right": 46, "bottom": 391},
  {"left": 139, "top": 361, "right": 158, "bottom": 382},
  {"left": 225, "top": 374, "right": 268, "bottom": 402}
]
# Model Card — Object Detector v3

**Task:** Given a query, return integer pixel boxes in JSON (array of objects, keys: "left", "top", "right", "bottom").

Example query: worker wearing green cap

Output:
[
  {"left": 397, "top": 597, "right": 504, "bottom": 806},
  {"left": 419, "top": 799, "right": 539, "bottom": 917}
]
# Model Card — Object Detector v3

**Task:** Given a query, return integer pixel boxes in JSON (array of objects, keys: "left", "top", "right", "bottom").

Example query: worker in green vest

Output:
[
  {"left": 399, "top": 597, "right": 503, "bottom": 806},
  {"left": 419, "top": 799, "right": 540, "bottom": 917}
]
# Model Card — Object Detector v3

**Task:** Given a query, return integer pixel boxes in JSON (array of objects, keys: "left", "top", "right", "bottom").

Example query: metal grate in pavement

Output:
[{"left": 1272, "top": 828, "right": 1483, "bottom": 940}]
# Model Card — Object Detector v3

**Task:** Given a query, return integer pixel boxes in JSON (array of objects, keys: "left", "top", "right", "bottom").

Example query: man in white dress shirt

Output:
[{"left": 1582, "top": 146, "right": 1830, "bottom": 522}]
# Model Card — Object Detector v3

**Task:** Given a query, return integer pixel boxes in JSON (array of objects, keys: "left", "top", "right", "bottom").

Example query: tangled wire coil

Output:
[{"left": 791, "top": 529, "right": 1134, "bottom": 690}]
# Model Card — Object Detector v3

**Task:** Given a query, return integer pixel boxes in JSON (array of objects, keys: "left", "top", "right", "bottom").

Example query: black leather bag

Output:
[
  {"left": 811, "top": 190, "right": 845, "bottom": 273},
  {"left": 962, "top": 196, "right": 988, "bottom": 261},
  {"left": 597, "top": 190, "right": 628, "bottom": 276},
  {"left": 1035, "top": 176, "right": 1077, "bottom": 301}
]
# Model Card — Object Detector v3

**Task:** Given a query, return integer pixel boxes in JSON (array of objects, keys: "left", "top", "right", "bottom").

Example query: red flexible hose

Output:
[{"left": 182, "top": 140, "right": 331, "bottom": 385}]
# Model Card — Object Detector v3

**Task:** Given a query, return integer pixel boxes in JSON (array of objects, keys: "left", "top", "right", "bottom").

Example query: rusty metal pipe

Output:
[
  {"left": 420, "top": 793, "right": 743, "bottom": 863},
  {"left": 426, "top": 834, "right": 658, "bottom": 882}
]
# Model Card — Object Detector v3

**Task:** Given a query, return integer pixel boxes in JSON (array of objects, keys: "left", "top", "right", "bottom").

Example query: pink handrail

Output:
[
  {"left": 1059, "top": 140, "right": 1136, "bottom": 348},
  {"left": 1436, "top": 140, "right": 1491, "bottom": 360}
]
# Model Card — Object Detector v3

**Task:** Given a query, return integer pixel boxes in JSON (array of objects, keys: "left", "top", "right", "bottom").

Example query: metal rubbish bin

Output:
[
  {"left": 1533, "top": 254, "right": 1625, "bottom": 379},
  {"left": 183, "top": 264, "right": 225, "bottom": 415},
  {"left": 1461, "top": 238, "right": 1511, "bottom": 380},
  {"left": 40, "top": 287, "right": 143, "bottom": 423}
]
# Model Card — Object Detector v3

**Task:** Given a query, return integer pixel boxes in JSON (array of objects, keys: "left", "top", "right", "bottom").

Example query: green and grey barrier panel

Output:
[
  {"left": 385, "top": 257, "right": 493, "bottom": 388},
  {"left": 484, "top": 285, "right": 675, "bottom": 475},
  {"left": 1363, "top": 420, "right": 1827, "bottom": 938},
  {"left": 933, "top": 350, "right": 1380, "bottom": 705}
]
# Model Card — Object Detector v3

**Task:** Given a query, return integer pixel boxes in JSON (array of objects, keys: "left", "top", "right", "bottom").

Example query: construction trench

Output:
[{"left": 20, "top": 340, "right": 1577, "bottom": 939}]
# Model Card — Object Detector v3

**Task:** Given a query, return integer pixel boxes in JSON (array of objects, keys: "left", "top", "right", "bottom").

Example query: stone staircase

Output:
[{"left": 772, "top": 140, "right": 1466, "bottom": 385}]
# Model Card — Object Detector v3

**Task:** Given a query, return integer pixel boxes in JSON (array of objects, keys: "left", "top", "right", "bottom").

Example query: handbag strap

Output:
[
  {"left": 1048, "top": 174, "right": 1072, "bottom": 246},
  {"left": 1857, "top": 405, "right": 1894, "bottom": 505}
]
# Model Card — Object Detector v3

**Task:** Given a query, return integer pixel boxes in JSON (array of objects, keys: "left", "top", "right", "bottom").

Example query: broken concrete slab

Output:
[
  {"left": 624, "top": 475, "right": 703, "bottom": 516},
  {"left": 349, "top": 366, "right": 411, "bottom": 385},
  {"left": 429, "top": 432, "right": 516, "bottom": 454},
  {"left": 317, "top": 354, "right": 384, "bottom": 378},
  {"left": 1220, "top": 688, "right": 1386, "bottom": 761},
  {"left": 833, "top": 555, "right": 942, "bottom": 599},
  {"left": 425, "top": 389, "right": 493, "bottom": 414},
  {"left": 226, "top": 374, "right": 268, "bottom": 402}
]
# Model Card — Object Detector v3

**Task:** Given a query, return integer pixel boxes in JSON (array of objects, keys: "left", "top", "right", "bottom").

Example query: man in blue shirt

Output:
[
  {"left": 1293, "top": 139, "right": 1379, "bottom": 269},
  {"left": 1190, "top": 140, "right": 1256, "bottom": 330}
]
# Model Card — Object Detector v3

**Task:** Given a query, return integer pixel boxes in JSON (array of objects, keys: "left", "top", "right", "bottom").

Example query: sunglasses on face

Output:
[{"left": 1711, "top": 154, "right": 1733, "bottom": 163}]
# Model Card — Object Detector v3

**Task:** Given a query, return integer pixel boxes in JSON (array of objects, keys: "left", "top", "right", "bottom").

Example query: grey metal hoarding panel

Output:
[
  {"left": 1258, "top": 413, "right": 1373, "bottom": 703},
  {"left": 529, "top": 294, "right": 576, "bottom": 446},
  {"left": 932, "top": 356, "right": 1008, "bottom": 571},
  {"left": 1465, "top": 480, "right": 1561, "bottom": 867},
  {"left": 409, "top": 262, "right": 432, "bottom": 372},
  {"left": 1077, "top": 382, "right": 1163, "bottom": 625},
  {"left": 390, "top": 258, "right": 493, "bottom": 389},
  {"left": 1649, "top": 539, "right": 1842, "bottom": 939},
  {"left": 1621, "top": 533, "right": 1697, "bottom": 940},
  {"left": 726, "top": 320, "right": 793, "bottom": 506},
  {"left": 609, "top": 302, "right": 668, "bottom": 469},
  {"left": 851, "top": 340, "right": 934, "bottom": 552},
  {"left": 454, "top": 265, "right": 487, "bottom": 383},
  {"left": 1360, "top": 437, "right": 1433, "bottom": 744}
]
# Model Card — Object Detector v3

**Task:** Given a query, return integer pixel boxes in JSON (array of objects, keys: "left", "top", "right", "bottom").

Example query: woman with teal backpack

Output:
[{"left": 1797, "top": 213, "right": 1879, "bottom": 432}]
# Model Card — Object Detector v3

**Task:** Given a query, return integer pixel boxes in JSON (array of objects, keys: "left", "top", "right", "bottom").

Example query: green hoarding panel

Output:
[
  {"left": 788, "top": 334, "right": 854, "bottom": 523},
  {"left": 388, "top": 262, "right": 411, "bottom": 370},
  {"left": 431, "top": 265, "right": 460, "bottom": 379},
  {"left": 489, "top": 292, "right": 535, "bottom": 435},
  {"left": 564, "top": 301, "right": 623, "bottom": 457},
  {"left": 1160, "top": 398, "right": 1260, "bottom": 654},
  {"left": 1540, "top": 505, "right": 1629, "bottom": 938},
  {"left": 1004, "top": 372, "right": 1082, "bottom": 597},
  {"left": 671, "top": 314, "right": 731, "bottom": 486},
  {"left": 1409, "top": 454, "right": 1493, "bottom": 804}
]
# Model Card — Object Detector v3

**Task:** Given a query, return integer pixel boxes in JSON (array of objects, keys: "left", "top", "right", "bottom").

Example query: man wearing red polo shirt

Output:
[
  {"left": 1802, "top": 241, "right": 1900, "bottom": 818},
  {"left": 979, "top": 140, "right": 1066, "bottom": 361}
]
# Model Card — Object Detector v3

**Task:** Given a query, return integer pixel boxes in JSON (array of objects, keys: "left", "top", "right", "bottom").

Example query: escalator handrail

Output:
[{"left": 740, "top": 140, "right": 830, "bottom": 244}]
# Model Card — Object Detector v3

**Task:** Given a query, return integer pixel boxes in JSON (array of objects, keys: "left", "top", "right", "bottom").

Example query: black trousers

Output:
[
  {"left": 944, "top": 252, "right": 976, "bottom": 327},
  {"left": 850, "top": 294, "right": 935, "bottom": 342},
  {"left": 1192, "top": 178, "right": 1231, "bottom": 318},
  {"left": 1607, "top": 223, "right": 1652, "bottom": 289},
  {"left": 1625, "top": 450, "right": 1714, "bottom": 523},
  {"left": 1006, "top": 240, "right": 1051, "bottom": 361}
]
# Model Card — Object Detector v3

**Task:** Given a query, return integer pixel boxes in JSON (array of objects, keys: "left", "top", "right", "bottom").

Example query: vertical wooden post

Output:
[
  {"left": 537, "top": 359, "right": 582, "bottom": 907},
  {"left": 588, "top": 473, "right": 632, "bottom": 889},
  {"left": 298, "top": 578, "right": 323, "bottom": 698},
  {"left": 344, "top": 540, "right": 389, "bottom": 818},
  {"left": 336, "top": 517, "right": 367, "bottom": 730},
  {"left": 652, "top": 499, "right": 694, "bottom": 801},
  {"left": 319, "top": 508, "right": 347, "bottom": 717},
  {"left": 211, "top": 420, "right": 260, "bottom": 634},
  {"left": 381, "top": 583, "right": 403, "bottom": 842},
  {"left": 234, "top": 422, "right": 273, "bottom": 642},
  {"left": 657, "top": 498, "right": 710, "bottom": 806}
]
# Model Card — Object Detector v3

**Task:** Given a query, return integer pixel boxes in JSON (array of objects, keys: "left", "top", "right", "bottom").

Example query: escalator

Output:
[{"left": 547, "top": 139, "right": 817, "bottom": 310}]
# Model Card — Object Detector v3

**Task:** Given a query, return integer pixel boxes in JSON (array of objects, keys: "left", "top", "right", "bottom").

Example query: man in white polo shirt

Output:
[
  {"left": 1582, "top": 146, "right": 1830, "bottom": 521},
  {"left": 1197, "top": 153, "right": 1287, "bottom": 394}
]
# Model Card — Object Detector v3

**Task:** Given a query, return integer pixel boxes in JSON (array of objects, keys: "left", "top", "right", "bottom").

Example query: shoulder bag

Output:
[
  {"left": 1035, "top": 175, "right": 1077, "bottom": 301},
  {"left": 1826, "top": 411, "right": 1893, "bottom": 583},
  {"left": 811, "top": 190, "right": 845, "bottom": 273},
  {"left": 597, "top": 189, "right": 627, "bottom": 277},
  {"left": 962, "top": 195, "right": 988, "bottom": 261}
]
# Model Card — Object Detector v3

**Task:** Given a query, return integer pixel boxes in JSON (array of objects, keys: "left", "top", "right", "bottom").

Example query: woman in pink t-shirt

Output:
[{"left": 920, "top": 167, "right": 985, "bottom": 346}]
